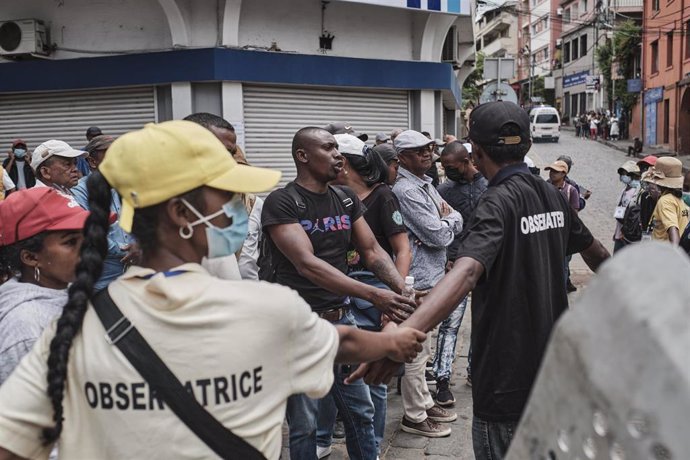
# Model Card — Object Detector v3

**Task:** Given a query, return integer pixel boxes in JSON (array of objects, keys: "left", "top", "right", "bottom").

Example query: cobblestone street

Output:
[{"left": 281, "top": 131, "right": 627, "bottom": 459}]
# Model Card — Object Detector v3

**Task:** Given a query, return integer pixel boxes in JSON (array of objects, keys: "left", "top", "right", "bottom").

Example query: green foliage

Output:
[
  {"left": 520, "top": 75, "right": 546, "bottom": 104},
  {"left": 462, "top": 52, "right": 484, "bottom": 108},
  {"left": 596, "top": 20, "right": 641, "bottom": 115}
]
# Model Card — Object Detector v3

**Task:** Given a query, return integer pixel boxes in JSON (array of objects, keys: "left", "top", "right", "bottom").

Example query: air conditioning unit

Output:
[
  {"left": 556, "top": 38, "right": 563, "bottom": 46},
  {"left": 557, "top": 7, "right": 564, "bottom": 15},
  {"left": 0, "top": 19, "right": 49, "bottom": 56}
]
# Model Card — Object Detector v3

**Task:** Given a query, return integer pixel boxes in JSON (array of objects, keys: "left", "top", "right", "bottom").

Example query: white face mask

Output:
[{"left": 178, "top": 196, "right": 249, "bottom": 258}]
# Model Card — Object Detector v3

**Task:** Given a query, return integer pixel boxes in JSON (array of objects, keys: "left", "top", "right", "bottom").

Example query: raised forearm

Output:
[{"left": 363, "top": 247, "right": 405, "bottom": 293}]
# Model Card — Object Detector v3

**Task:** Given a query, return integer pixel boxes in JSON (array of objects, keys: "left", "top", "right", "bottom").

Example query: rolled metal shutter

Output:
[
  {"left": 243, "top": 85, "right": 410, "bottom": 189},
  {"left": 0, "top": 86, "right": 156, "bottom": 154}
]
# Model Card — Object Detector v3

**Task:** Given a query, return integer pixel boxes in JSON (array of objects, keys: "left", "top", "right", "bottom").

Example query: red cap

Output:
[
  {"left": 638, "top": 155, "right": 657, "bottom": 167},
  {"left": 11, "top": 139, "right": 27, "bottom": 148},
  {"left": 0, "top": 188, "right": 89, "bottom": 246}
]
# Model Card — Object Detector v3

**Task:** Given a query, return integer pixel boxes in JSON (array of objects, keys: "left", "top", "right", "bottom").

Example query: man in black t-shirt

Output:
[
  {"left": 262, "top": 127, "right": 416, "bottom": 460},
  {"left": 347, "top": 102, "right": 610, "bottom": 460}
]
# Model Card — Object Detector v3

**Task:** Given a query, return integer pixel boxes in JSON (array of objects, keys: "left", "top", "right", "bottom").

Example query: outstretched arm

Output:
[
  {"left": 335, "top": 323, "right": 426, "bottom": 364},
  {"left": 346, "top": 256, "right": 484, "bottom": 385},
  {"left": 579, "top": 238, "right": 610, "bottom": 272}
]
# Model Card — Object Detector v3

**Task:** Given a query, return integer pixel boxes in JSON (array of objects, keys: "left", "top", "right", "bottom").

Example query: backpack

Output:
[
  {"left": 577, "top": 188, "right": 586, "bottom": 211},
  {"left": 621, "top": 202, "right": 642, "bottom": 242},
  {"left": 258, "top": 182, "right": 354, "bottom": 282}
]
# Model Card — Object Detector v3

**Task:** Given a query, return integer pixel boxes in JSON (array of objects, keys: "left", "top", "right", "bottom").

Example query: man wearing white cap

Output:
[
  {"left": 31, "top": 140, "right": 85, "bottom": 195},
  {"left": 391, "top": 129, "right": 463, "bottom": 438}
]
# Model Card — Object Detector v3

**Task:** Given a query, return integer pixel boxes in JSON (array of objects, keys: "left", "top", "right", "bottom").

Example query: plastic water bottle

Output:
[{"left": 402, "top": 276, "right": 415, "bottom": 300}]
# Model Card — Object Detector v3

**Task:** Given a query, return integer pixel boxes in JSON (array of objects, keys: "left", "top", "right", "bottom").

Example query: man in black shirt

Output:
[
  {"left": 262, "top": 127, "right": 416, "bottom": 460},
  {"left": 348, "top": 101, "right": 610, "bottom": 459},
  {"left": 3, "top": 140, "right": 36, "bottom": 193}
]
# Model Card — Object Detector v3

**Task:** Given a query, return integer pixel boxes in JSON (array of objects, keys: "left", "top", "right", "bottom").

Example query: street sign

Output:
[
  {"left": 627, "top": 79, "right": 642, "bottom": 93},
  {"left": 544, "top": 77, "right": 555, "bottom": 89},
  {"left": 483, "top": 58, "right": 515, "bottom": 81},
  {"left": 586, "top": 75, "right": 600, "bottom": 93},
  {"left": 563, "top": 70, "right": 589, "bottom": 88}
]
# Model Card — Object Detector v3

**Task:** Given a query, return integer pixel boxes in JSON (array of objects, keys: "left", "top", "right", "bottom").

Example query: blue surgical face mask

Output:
[
  {"left": 620, "top": 174, "right": 631, "bottom": 185},
  {"left": 683, "top": 191, "right": 690, "bottom": 207},
  {"left": 13, "top": 148, "right": 26, "bottom": 159},
  {"left": 180, "top": 196, "right": 249, "bottom": 259}
]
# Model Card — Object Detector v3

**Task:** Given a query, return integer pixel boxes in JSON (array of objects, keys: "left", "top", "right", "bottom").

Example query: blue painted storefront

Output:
[{"left": 0, "top": 47, "right": 463, "bottom": 107}]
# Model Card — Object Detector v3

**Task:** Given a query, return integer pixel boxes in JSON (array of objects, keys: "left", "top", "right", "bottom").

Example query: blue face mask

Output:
[
  {"left": 620, "top": 174, "right": 631, "bottom": 185},
  {"left": 13, "top": 148, "right": 26, "bottom": 159},
  {"left": 683, "top": 192, "right": 690, "bottom": 207},
  {"left": 180, "top": 196, "right": 249, "bottom": 259}
]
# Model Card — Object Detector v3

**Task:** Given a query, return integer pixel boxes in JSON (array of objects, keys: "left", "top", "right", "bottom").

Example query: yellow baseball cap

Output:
[{"left": 99, "top": 120, "right": 281, "bottom": 232}]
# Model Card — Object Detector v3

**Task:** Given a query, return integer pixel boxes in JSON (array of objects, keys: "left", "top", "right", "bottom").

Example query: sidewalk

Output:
[
  {"left": 280, "top": 311, "right": 475, "bottom": 459},
  {"left": 561, "top": 125, "right": 690, "bottom": 170}
]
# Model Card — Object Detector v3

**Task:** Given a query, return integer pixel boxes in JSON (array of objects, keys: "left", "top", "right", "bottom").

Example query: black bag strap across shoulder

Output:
[{"left": 91, "top": 289, "right": 266, "bottom": 460}]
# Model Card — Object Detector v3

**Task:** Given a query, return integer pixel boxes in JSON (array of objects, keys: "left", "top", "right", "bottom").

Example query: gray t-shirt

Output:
[
  {"left": 0, "top": 278, "right": 66, "bottom": 385},
  {"left": 14, "top": 160, "right": 27, "bottom": 190}
]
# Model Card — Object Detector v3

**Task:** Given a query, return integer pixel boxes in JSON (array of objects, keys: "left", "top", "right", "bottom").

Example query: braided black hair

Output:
[
  {"left": 0, "top": 233, "right": 46, "bottom": 283},
  {"left": 343, "top": 148, "right": 389, "bottom": 187},
  {"left": 42, "top": 170, "right": 111, "bottom": 444}
]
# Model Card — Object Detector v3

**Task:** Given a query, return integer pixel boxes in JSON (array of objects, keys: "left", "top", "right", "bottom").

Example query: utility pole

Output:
[
  {"left": 592, "top": 4, "right": 599, "bottom": 111},
  {"left": 610, "top": 0, "right": 616, "bottom": 115}
]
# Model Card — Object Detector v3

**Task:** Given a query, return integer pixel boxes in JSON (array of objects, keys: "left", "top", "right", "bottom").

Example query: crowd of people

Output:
[
  {"left": 7, "top": 98, "right": 688, "bottom": 460},
  {"left": 573, "top": 111, "right": 621, "bottom": 141}
]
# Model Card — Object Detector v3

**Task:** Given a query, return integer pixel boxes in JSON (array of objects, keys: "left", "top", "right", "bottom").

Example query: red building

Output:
[{"left": 636, "top": 0, "right": 690, "bottom": 153}]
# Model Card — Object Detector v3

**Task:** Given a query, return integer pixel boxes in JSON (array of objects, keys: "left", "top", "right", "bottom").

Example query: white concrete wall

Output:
[
  {"left": 0, "top": 0, "right": 461, "bottom": 133},
  {"left": 0, "top": 0, "right": 441, "bottom": 62},
  {"left": 238, "top": 0, "right": 415, "bottom": 61},
  {"left": 0, "top": 0, "right": 172, "bottom": 59}
]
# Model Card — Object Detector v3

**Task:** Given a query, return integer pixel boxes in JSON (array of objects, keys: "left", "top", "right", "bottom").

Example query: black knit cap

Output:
[{"left": 468, "top": 101, "right": 530, "bottom": 146}]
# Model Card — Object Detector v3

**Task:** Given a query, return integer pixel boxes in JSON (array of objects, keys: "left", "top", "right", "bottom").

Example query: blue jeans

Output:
[
  {"left": 307, "top": 364, "right": 376, "bottom": 460},
  {"left": 432, "top": 297, "right": 468, "bottom": 380},
  {"left": 316, "top": 382, "right": 386, "bottom": 455},
  {"left": 472, "top": 417, "right": 518, "bottom": 460},
  {"left": 312, "top": 310, "right": 377, "bottom": 459}
]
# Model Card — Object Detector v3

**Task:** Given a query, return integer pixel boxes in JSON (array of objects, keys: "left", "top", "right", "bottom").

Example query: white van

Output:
[{"left": 529, "top": 106, "right": 561, "bottom": 142}]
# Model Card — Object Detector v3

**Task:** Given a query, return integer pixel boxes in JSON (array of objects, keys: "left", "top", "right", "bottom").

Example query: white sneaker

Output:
[{"left": 317, "top": 445, "right": 332, "bottom": 459}]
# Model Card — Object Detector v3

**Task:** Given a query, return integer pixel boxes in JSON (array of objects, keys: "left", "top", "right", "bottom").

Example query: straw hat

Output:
[{"left": 642, "top": 157, "right": 683, "bottom": 189}]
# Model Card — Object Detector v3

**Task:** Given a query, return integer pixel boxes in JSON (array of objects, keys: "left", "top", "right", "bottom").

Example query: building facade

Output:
[
  {"left": 0, "top": 0, "right": 473, "bottom": 186},
  {"left": 475, "top": 4, "right": 519, "bottom": 59},
  {"left": 636, "top": 0, "right": 690, "bottom": 153}
]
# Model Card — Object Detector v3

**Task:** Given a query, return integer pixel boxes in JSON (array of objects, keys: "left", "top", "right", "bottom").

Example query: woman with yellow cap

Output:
[{"left": 0, "top": 121, "right": 425, "bottom": 460}]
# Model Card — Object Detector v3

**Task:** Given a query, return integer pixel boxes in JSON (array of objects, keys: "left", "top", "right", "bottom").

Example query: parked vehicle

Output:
[{"left": 529, "top": 106, "right": 561, "bottom": 143}]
